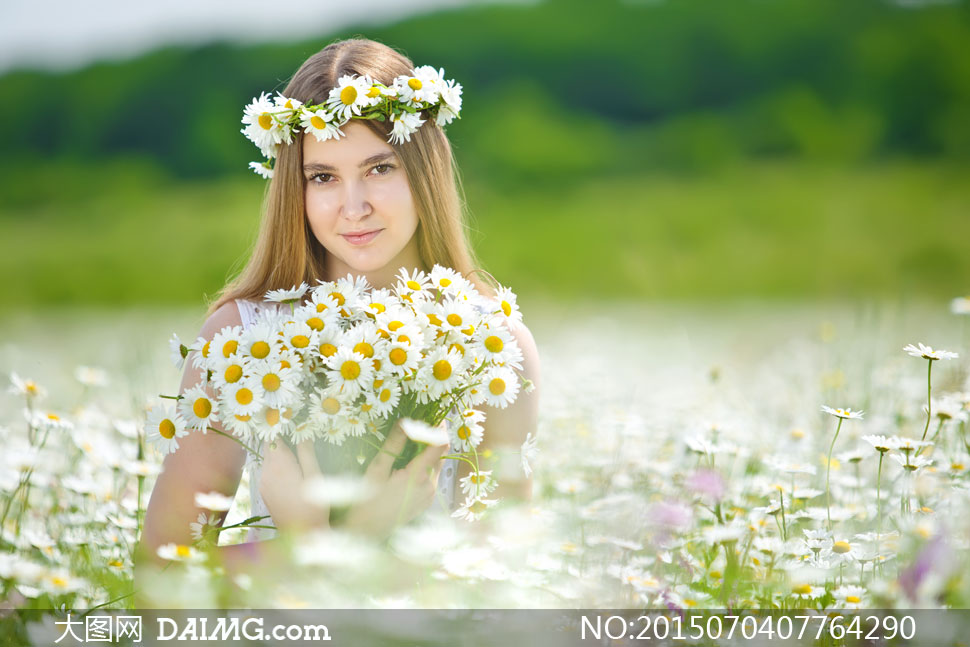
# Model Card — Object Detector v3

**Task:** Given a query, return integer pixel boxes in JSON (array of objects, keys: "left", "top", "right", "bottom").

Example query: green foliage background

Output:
[{"left": 1, "top": 0, "right": 969, "bottom": 310}]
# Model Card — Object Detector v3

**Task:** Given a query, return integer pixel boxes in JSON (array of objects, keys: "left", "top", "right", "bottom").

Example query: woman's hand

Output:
[
  {"left": 260, "top": 421, "right": 448, "bottom": 539},
  {"left": 259, "top": 440, "right": 329, "bottom": 532},
  {"left": 340, "top": 421, "right": 449, "bottom": 539}
]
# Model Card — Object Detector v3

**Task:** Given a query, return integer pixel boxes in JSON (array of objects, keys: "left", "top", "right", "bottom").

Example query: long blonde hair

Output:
[{"left": 209, "top": 38, "right": 488, "bottom": 316}]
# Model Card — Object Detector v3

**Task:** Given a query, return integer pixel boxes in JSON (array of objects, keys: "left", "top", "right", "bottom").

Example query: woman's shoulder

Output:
[{"left": 199, "top": 300, "right": 244, "bottom": 339}]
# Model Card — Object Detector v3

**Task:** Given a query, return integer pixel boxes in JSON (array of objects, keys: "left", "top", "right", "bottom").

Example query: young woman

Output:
[{"left": 137, "top": 38, "right": 540, "bottom": 580}]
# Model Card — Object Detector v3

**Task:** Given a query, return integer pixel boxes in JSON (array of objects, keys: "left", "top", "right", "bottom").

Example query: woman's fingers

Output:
[{"left": 366, "top": 422, "right": 408, "bottom": 478}]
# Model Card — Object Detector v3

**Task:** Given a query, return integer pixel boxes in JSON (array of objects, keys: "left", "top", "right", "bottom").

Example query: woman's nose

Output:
[{"left": 340, "top": 181, "right": 372, "bottom": 221}]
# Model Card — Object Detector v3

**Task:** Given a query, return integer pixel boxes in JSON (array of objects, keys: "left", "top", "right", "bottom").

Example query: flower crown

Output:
[{"left": 241, "top": 65, "right": 463, "bottom": 178}]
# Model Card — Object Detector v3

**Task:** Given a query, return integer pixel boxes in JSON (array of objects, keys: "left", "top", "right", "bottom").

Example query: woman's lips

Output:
[{"left": 341, "top": 229, "right": 382, "bottom": 245}]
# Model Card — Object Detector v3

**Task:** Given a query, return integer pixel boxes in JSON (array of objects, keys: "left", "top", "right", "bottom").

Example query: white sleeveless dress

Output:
[{"left": 236, "top": 299, "right": 460, "bottom": 541}]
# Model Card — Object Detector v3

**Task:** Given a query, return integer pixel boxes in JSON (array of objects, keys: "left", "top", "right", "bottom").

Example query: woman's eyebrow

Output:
[{"left": 303, "top": 152, "right": 397, "bottom": 174}]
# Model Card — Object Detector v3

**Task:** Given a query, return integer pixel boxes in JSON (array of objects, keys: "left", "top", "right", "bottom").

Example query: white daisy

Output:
[
  {"left": 821, "top": 405, "right": 864, "bottom": 420},
  {"left": 492, "top": 286, "right": 522, "bottom": 324},
  {"left": 438, "top": 297, "right": 477, "bottom": 336},
  {"left": 951, "top": 296, "right": 970, "bottom": 315},
  {"left": 239, "top": 321, "right": 280, "bottom": 361},
  {"left": 521, "top": 432, "right": 538, "bottom": 478},
  {"left": 74, "top": 365, "right": 108, "bottom": 388},
  {"left": 300, "top": 107, "right": 344, "bottom": 143},
  {"left": 189, "top": 512, "right": 220, "bottom": 548},
  {"left": 395, "top": 267, "right": 431, "bottom": 300},
  {"left": 451, "top": 495, "right": 497, "bottom": 522},
  {"left": 326, "top": 74, "right": 380, "bottom": 122},
  {"left": 296, "top": 296, "right": 340, "bottom": 332},
  {"left": 481, "top": 366, "right": 519, "bottom": 409},
  {"left": 208, "top": 325, "right": 243, "bottom": 362},
  {"left": 241, "top": 92, "right": 290, "bottom": 158},
  {"left": 8, "top": 372, "right": 46, "bottom": 400},
  {"left": 194, "top": 491, "right": 234, "bottom": 511},
  {"left": 326, "top": 348, "right": 374, "bottom": 399},
  {"left": 157, "top": 543, "right": 204, "bottom": 563},
  {"left": 415, "top": 347, "right": 464, "bottom": 401},
  {"left": 399, "top": 418, "right": 449, "bottom": 446},
  {"left": 265, "top": 282, "right": 309, "bottom": 305},
  {"left": 429, "top": 265, "right": 469, "bottom": 297},
  {"left": 246, "top": 360, "right": 300, "bottom": 410},
  {"left": 475, "top": 324, "right": 523, "bottom": 369},
  {"left": 384, "top": 341, "right": 420, "bottom": 377},
  {"left": 459, "top": 470, "right": 495, "bottom": 498},
  {"left": 450, "top": 408, "right": 485, "bottom": 452},
  {"left": 210, "top": 352, "right": 249, "bottom": 391},
  {"left": 178, "top": 384, "right": 219, "bottom": 432},
  {"left": 862, "top": 434, "right": 897, "bottom": 453},
  {"left": 145, "top": 403, "right": 189, "bottom": 455},
  {"left": 365, "top": 381, "right": 401, "bottom": 418},
  {"left": 388, "top": 111, "right": 426, "bottom": 146},
  {"left": 190, "top": 334, "right": 216, "bottom": 372},
  {"left": 435, "top": 78, "right": 463, "bottom": 127},
  {"left": 903, "top": 342, "right": 958, "bottom": 361},
  {"left": 221, "top": 381, "right": 263, "bottom": 419},
  {"left": 249, "top": 160, "right": 274, "bottom": 179}
]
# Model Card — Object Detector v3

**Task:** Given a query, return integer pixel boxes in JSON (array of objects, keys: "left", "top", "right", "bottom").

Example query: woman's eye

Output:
[
  {"left": 309, "top": 173, "right": 333, "bottom": 184},
  {"left": 372, "top": 163, "right": 394, "bottom": 175}
]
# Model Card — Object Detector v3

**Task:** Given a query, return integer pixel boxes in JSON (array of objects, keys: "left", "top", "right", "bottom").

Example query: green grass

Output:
[{"left": 2, "top": 158, "right": 968, "bottom": 312}]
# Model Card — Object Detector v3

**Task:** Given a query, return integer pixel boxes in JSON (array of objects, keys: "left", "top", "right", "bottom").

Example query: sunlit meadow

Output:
[{"left": 2, "top": 299, "right": 970, "bottom": 617}]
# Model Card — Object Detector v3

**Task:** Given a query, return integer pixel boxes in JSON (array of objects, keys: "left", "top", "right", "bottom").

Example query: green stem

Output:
[
  {"left": 208, "top": 427, "right": 261, "bottom": 457},
  {"left": 825, "top": 417, "right": 844, "bottom": 531},
  {"left": 920, "top": 359, "right": 933, "bottom": 442}
]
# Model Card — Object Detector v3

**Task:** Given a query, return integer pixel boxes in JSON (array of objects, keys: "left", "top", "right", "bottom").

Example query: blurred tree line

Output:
[{"left": 1, "top": 0, "right": 968, "bottom": 186}]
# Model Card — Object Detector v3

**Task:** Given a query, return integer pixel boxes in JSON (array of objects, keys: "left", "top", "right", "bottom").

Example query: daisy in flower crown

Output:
[{"left": 136, "top": 38, "right": 540, "bottom": 585}]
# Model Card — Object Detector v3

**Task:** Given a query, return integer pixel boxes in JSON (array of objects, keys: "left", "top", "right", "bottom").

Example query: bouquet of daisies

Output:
[{"left": 147, "top": 265, "right": 528, "bottom": 518}]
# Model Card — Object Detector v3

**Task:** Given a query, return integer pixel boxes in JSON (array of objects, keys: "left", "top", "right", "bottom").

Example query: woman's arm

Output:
[
  {"left": 456, "top": 319, "right": 541, "bottom": 502},
  {"left": 135, "top": 301, "right": 273, "bottom": 586}
]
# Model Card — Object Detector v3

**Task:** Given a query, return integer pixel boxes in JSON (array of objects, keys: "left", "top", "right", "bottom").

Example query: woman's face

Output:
[{"left": 303, "top": 121, "right": 421, "bottom": 282}]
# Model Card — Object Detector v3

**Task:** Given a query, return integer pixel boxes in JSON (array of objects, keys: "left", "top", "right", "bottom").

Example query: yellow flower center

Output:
[
  {"left": 176, "top": 544, "right": 191, "bottom": 558},
  {"left": 449, "top": 342, "right": 465, "bottom": 356},
  {"left": 225, "top": 364, "right": 243, "bottom": 383},
  {"left": 471, "top": 473, "right": 487, "bottom": 484},
  {"left": 159, "top": 419, "right": 176, "bottom": 439},
  {"left": 193, "top": 398, "right": 211, "bottom": 418},
  {"left": 469, "top": 500, "right": 487, "bottom": 514},
  {"left": 484, "top": 335, "right": 504, "bottom": 353},
  {"left": 251, "top": 341, "right": 270, "bottom": 359},
  {"left": 235, "top": 388, "right": 253, "bottom": 405},
  {"left": 310, "top": 115, "right": 327, "bottom": 129},
  {"left": 320, "top": 343, "right": 337, "bottom": 357},
  {"left": 366, "top": 86, "right": 382, "bottom": 98},
  {"left": 433, "top": 360, "right": 452, "bottom": 381},
  {"left": 846, "top": 595, "right": 861, "bottom": 604},
  {"left": 489, "top": 378, "right": 506, "bottom": 395},
  {"left": 262, "top": 374, "right": 281, "bottom": 391},
  {"left": 353, "top": 342, "right": 374, "bottom": 358},
  {"left": 341, "top": 360, "right": 361, "bottom": 380},
  {"left": 792, "top": 584, "right": 812, "bottom": 595},
  {"left": 407, "top": 280, "right": 422, "bottom": 290},
  {"left": 306, "top": 317, "right": 324, "bottom": 331},
  {"left": 388, "top": 320, "right": 405, "bottom": 331},
  {"left": 501, "top": 300, "right": 512, "bottom": 316},
  {"left": 257, "top": 113, "right": 273, "bottom": 130},
  {"left": 397, "top": 334, "right": 411, "bottom": 345},
  {"left": 234, "top": 414, "right": 251, "bottom": 422},
  {"left": 446, "top": 313, "right": 462, "bottom": 326},
  {"left": 379, "top": 389, "right": 391, "bottom": 403},
  {"left": 322, "top": 397, "right": 341, "bottom": 415},
  {"left": 201, "top": 340, "right": 211, "bottom": 358},
  {"left": 832, "top": 541, "right": 851, "bottom": 554},
  {"left": 222, "top": 340, "right": 238, "bottom": 357},
  {"left": 439, "top": 277, "right": 452, "bottom": 287},
  {"left": 330, "top": 291, "right": 346, "bottom": 305},
  {"left": 458, "top": 426, "right": 472, "bottom": 441},
  {"left": 265, "top": 408, "right": 280, "bottom": 426},
  {"left": 389, "top": 347, "right": 408, "bottom": 365},
  {"left": 427, "top": 313, "right": 442, "bottom": 326},
  {"left": 47, "top": 413, "right": 60, "bottom": 420},
  {"left": 291, "top": 334, "right": 310, "bottom": 348},
  {"left": 340, "top": 86, "right": 358, "bottom": 105},
  {"left": 408, "top": 78, "right": 423, "bottom": 90}
]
